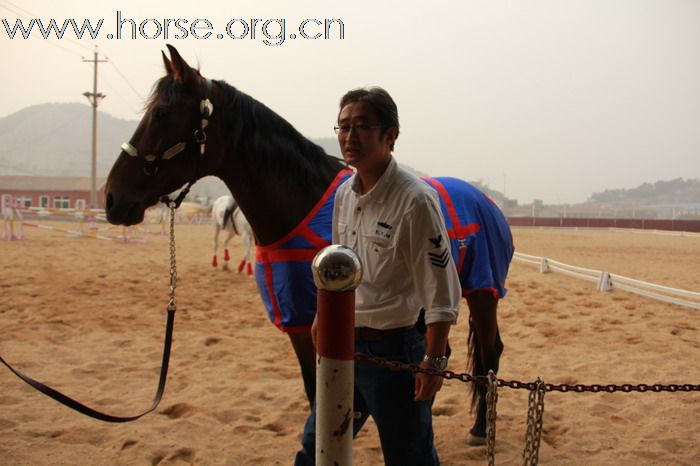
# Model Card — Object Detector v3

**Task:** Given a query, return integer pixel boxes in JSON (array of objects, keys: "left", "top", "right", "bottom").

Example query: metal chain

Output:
[
  {"left": 167, "top": 202, "right": 177, "bottom": 312},
  {"left": 522, "top": 378, "right": 545, "bottom": 466},
  {"left": 353, "top": 353, "right": 700, "bottom": 393},
  {"left": 486, "top": 370, "right": 498, "bottom": 466}
]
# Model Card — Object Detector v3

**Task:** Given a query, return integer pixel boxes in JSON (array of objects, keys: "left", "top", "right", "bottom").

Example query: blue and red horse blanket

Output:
[{"left": 255, "top": 171, "right": 514, "bottom": 333}]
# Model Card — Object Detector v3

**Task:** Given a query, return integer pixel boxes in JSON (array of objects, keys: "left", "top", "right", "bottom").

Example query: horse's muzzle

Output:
[{"left": 105, "top": 192, "right": 146, "bottom": 226}]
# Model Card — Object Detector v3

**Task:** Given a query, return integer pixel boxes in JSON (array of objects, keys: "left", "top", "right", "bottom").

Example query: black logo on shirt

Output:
[
  {"left": 428, "top": 235, "right": 443, "bottom": 248},
  {"left": 428, "top": 248, "right": 450, "bottom": 268},
  {"left": 375, "top": 221, "right": 393, "bottom": 239}
]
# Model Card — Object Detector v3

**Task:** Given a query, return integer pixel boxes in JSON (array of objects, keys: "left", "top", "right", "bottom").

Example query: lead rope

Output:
[
  {"left": 0, "top": 201, "right": 181, "bottom": 423},
  {"left": 167, "top": 200, "right": 178, "bottom": 313}
]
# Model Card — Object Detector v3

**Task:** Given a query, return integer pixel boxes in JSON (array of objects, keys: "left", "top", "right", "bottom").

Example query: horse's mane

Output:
[{"left": 214, "top": 79, "right": 342, "bottom": 187}]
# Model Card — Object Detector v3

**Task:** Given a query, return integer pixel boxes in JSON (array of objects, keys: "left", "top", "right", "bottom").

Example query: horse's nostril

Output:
[{"left": 106, "top": 192, "right": 114, "bottom": 211}]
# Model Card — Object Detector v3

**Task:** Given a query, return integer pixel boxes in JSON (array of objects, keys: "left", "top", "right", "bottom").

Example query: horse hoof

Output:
[{"left": 467, "top": 433, "right": 487, "bottom": 446}]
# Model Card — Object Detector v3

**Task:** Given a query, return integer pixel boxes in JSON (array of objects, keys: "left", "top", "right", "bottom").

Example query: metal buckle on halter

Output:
[{"left": 200, "top": 98, "right": 213, "bottom": 118}]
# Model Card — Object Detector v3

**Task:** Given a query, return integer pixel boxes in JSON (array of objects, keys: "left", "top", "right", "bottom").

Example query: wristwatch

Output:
[{"left": 423, "top": 354, "right": 448, "bottom": 371}]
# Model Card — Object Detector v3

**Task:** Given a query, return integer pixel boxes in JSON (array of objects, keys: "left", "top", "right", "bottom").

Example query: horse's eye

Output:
[{"left": 153, "top": 106, "right": 168, "bottom": 120}]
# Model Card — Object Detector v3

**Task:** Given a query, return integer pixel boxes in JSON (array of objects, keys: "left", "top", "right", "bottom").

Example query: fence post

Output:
[
  {"left": 311, "top": 245, "right": 362, "bottom": 466},
  {"left": 597, "top": 271, "right": 613, "bottom": 292}
]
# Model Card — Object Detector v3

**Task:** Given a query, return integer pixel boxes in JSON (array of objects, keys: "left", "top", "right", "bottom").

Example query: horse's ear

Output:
[
  {"left": 166, "top": 44, "right": 193, "bottom": 83},
  {"left": 161, "top": 51, "right": 173, "bottom": 76}
]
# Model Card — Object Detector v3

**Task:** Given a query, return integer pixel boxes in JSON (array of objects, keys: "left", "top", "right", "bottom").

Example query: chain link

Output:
[
  {"left": 167, "top": 202, "right": 177, "bottom": 312},
  {"left": 353, "top": 353, "right": 700, "bottom": 393},
  {"left": 486, "top": 370, "right": 498, "bottom": 466},
  {"left": 522, "top": 377, "right": 545, "bottom": 466}
]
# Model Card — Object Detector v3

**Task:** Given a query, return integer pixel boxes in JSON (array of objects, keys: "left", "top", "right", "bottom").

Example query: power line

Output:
[
  {"left": 100, "top": 75, "right": 142, "bottom": 118},
  {"left": 108, "top": 59, "right": 146, "bottom": 103}
]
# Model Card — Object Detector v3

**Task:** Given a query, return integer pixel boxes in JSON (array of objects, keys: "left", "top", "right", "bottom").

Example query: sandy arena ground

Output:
[{"left": 1, "top": 221, "right": 699, "bottom": 465}]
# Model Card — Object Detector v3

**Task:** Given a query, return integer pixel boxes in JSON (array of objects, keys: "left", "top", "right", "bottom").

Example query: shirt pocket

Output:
[
  {"left": 365, "top": 234, "right": 396, "bottom": 288},
  {"left": 336, "top": 222, "right": 348, "bottom": 245}
]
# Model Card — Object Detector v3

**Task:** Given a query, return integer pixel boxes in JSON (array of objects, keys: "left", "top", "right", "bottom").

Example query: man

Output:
[{"left": 294, "top": 87, "right": 461, "bottom": 465}]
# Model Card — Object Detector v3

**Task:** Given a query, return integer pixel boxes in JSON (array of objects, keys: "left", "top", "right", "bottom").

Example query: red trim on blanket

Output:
[
  {"left": 255, "top": 169, "right": 352, "bottom": 333},
  {"left": 256, "top": 248, "right": 318, "bottom": 263},
  {"left": 462, "top": 287, "right": 502, "bottom": 299},
  {"left": 257, "top": 169, "right": 352, "bottom": 254},
  {"left": 278, "top": 324, "right": 313, "bottom": 334}
]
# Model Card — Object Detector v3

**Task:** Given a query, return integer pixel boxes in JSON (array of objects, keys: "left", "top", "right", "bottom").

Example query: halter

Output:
[{"left": 120, "top": 78, "right": 214, "bottom": 177}]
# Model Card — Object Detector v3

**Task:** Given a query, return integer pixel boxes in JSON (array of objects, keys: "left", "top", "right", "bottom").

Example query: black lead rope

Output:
[
  {"left": 0, "top": 193, "right": 186, "bottom": 423},
  {"left": 0, "top": 310, "right": 175, "bottom": 423}
]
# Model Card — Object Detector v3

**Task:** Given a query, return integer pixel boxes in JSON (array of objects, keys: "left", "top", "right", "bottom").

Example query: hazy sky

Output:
[{"left": 1, "top": 0, "right": 698, "bottom": 204}]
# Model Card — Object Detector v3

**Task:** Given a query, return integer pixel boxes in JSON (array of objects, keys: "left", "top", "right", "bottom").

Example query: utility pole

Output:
[{"left": 82, "top": 47, "right": 107, "bottom": 209}]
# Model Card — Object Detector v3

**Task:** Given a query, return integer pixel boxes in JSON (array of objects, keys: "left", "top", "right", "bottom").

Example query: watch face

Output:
[{"left": 425, "top": 356, "right": 447, "bottom": 370}]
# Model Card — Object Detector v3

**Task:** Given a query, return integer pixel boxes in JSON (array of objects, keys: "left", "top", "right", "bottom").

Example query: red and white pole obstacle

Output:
[{"left": 311, "top": 245, "right": 362, "bottom": 466}]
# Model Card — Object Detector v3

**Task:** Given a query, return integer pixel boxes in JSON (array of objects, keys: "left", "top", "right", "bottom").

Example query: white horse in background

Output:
[
  {"left": 1, "top": 205, "right": 24, "bottom": 241},
  {"left": 211, "top": 195, "right": 254, "bottom": 274}
]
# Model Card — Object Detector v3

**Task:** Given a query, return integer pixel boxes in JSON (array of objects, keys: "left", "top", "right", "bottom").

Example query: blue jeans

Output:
[{"left": 294, "top": 327, "right": 439, "bottom": 466}]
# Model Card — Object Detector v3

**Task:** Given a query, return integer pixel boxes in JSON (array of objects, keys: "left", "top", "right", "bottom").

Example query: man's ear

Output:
[{"left": 385, "top": 126, "right": 399, "bottom": 148}]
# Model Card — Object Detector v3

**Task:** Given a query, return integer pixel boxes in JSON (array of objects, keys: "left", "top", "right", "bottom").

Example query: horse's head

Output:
[{"left": 105, "top": 45, "right": 216, "bottom": 225}]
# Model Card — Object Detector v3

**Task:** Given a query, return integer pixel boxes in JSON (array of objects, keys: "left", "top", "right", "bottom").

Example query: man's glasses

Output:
[{"left": 333, "top": 124, "right": 383, "bottom": 135}]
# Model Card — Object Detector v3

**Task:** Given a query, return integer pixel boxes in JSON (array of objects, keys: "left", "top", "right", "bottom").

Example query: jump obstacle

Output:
[{"left": 2, "top": 207, "right": 148, "bottom": 243}]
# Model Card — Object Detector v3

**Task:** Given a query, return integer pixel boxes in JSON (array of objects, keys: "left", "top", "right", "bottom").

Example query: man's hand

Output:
[
  {"left": 415, "top": 364, "right": 444, "bottom": 400},
  {"left": 415, "top": 320, "right": 451, "bottom": 400}
]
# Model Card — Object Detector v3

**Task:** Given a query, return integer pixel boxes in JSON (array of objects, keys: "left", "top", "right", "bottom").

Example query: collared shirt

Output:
[{"left": 332, "top": 157, "right": 461, "bottom": 329}]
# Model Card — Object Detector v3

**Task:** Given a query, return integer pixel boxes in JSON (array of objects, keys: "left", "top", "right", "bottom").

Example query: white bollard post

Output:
[
  {"left": 597, "top": 271, "right": 613, "bottom": 292},
  {"left": 311, "top": 245, "right": 362, "bottom": 466}
]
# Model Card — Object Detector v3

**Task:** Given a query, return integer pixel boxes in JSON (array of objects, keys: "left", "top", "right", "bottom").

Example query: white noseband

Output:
[{"left": 120, "top": 141, "right": 187, "bottom": 162}]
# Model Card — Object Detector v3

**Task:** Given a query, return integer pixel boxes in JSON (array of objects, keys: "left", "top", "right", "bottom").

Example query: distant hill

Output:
[
  {"left": 588, "top": 178, "right": 700, "bottom": 207},
  {"left": 0, "top": 103, "right": 136, "bottom": 177},
  {"left": 504, "top": 178, "right": 700, "bottom": 219}
]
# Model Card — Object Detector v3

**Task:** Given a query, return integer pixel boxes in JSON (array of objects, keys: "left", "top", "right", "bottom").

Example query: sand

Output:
[{"left": 1, "top": 222, "right": 699, "bottom": 465}]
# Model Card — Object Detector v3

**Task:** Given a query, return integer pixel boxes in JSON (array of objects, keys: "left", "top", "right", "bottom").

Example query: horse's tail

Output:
[{"left": 466, "top": 321, "right": 481, "bottom": 412}]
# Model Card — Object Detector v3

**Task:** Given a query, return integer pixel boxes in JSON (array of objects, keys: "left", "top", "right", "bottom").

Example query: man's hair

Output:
[{"left": 339, "top": 87, "right": 400, "bottom": 150}]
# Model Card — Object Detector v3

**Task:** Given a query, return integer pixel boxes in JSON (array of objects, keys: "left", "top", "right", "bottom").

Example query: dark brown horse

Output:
[{"left": 104, "top": 45, "right": 509, "bottom": 443}]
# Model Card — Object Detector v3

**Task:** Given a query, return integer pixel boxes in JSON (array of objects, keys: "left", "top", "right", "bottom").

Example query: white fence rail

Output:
[{"left": 513, "top": 252, "right": 700, "bottom": 310}]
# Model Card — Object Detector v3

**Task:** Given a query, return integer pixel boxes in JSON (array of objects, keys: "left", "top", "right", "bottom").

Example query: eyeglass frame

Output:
[{"left": 333, "top": 124, "right": 384, "bottom": 135}]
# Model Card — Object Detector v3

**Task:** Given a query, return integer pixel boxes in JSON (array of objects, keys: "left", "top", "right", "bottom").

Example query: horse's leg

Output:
[
  {"left": 222, "top": 229, "right": 233, "bottom": 270},
  {"left": 287, "top": 332, "right": 316, "bottom": 409},
  {"left": 212, "top": 224, "right": 220, "bottom": 267},
  {"left": 465, "top": 290, "right": 504, "bottom": 445},
  {"left": 243, "top": 230, "right": 254, "bottom": 276}
]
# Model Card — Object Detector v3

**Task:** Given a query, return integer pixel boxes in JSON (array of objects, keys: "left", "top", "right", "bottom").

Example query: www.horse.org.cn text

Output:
[{"left": 1, "top": 11, "right": 346, "bottom": 47}]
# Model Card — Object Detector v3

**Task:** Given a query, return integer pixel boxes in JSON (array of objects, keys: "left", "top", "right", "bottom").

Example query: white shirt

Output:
[{"left": 332, "top": 157, "right": 461, "bottom": 329}]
